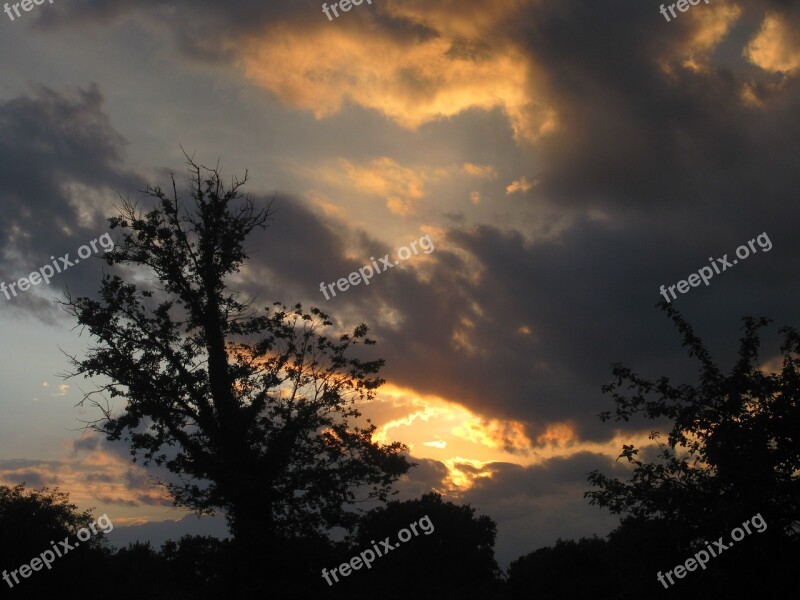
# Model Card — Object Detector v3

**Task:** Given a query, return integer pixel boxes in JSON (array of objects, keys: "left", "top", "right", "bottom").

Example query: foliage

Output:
[{"left": 62, "top": 156, "right": 411, "bottom": 556}]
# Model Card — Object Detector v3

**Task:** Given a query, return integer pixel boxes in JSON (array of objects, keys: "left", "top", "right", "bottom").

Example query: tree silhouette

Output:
[
  {"left": 0, "top": 484, "right": 110, "bottom": 597},
  {"left": 62, "top": 156, "right": 411, "bottom": 592},
  {"left": 584, "top": 302, "right": 800, "bottom": 596},
  {"left": 342, "top": 492, "right": 503, "bottom": 599},
  {"left": 506, "top": 537, "right": 617, "bottom": 599}
]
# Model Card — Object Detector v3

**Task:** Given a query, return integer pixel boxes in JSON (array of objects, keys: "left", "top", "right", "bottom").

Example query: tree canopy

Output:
[
  {"left": 62, "top": 156, "right": 411, "bottom": 591},
  {"left": 582, "top": 303, "right": 800, "bottom": 596}
]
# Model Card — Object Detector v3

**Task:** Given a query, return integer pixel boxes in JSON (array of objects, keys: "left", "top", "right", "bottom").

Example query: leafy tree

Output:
[
  {"left": 585, "top": 302, "right": 800, "bottom": 595},
  {"left": 104, "top": 537, "right": 230, "bottom": 600},
  {"left": 160, "top": 534, "right": 229, "bottom": 592},
  {"left": 506, "top": 537, "right": 617, "bottom": 599},
  {"left": 0, "top": 484, "right": 100, "bottom": 549},
  {"left": 0, "top": 484, "right": 110, "bottom": 597},
  {"left": 343, "top": 492, "right": 503, "bottom": 599},
  {"left": 106, "top": 541, "right": 176, "bottom": 600},
  {"left": 62, "top": 156, "right": 411, "bottom": 589}
]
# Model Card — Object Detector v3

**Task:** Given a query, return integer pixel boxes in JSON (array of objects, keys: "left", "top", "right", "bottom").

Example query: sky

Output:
[{"left": 1, "top": 0, "right": 799, "bottom": 568}]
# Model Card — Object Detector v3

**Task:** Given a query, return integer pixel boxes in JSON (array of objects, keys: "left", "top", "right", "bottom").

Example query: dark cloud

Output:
[
  {"left": 96, "top": 496, "right": 140, "bottom": 507},
  {"left": 135, "top": 494, "right": 173, "bottom": 507},
  {"left": 224, "top": 179, "right": 796, "bottom": 447},
  {"left": 84, "top": 473, "right": 116, "bottom": 483},
  {"left": 460, "top": 452, "right": 628, "bottom": 566},
  {"left": 0, "top": 84, "right": 140, "bottom": 318},
  {"left": 0, "top": 461, "right": 63, "bottom": 489},
  {"left": 192, "top": 0, "right": 800, "bottom": 445},
  {"left": 390, "top": 451, "right": 631, "bottom": 567},
  {"left": 513, "top": 0, "right": 800, "bottom": 216},
  {"left": 1, "top": 470, "right": 54, "bottom": 488},
  {"left": 394, "top": 457, "right": 450, "bottom": 500},
  {"left": 35, "top": 0, "right": 379, "bottom": 62},
  {"left": 0, "top": 459, "right": 62, "bottom": 470},
  {"left": 72, "top": 434, "right": 101, "bottom": 452}
]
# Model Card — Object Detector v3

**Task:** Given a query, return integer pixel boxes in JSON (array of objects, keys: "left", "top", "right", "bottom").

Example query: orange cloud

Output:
[
  {"left": 235, "top": 1, "right": 555, "bottom": 143},
  {"left": 342, "top": 158, "right": 425, "bottom": 199},
  {"left": 0, "top": 437, "right": 172, "bottom": 519},
  {"left": 441, "top": 457, "right": 496, "bottom": 489},
  {"left": 312, "top": 157, "right": 429, "bottom": 215},
  {"left": 658, "top": 1, "right": 742, "bottom": 74},
  {"left": 462, "top": 163, "right": 498, "bottom": 179},
  {"left": 744, "top": 12, "right": 800, "bottom": 74},
  {"left": 452, "top": 418, "right": 532, "bottom": 455},
  {"left": 423, "top": 440, "right": 448, "bottom": 449},
  {"left": 506, "top": 176, "right": 536, "bottom": 195},
  {"left": 383, "top": 0, "right": 533, "bottom": 39},
  {"left": 535, "top": 422, "right": 577, "bottom": 448},
  {"left": 365, "top": 384, "right": 665, "bottom": 491}
]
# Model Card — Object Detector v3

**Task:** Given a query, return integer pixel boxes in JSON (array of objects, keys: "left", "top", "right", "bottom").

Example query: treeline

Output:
[{"left": 2, "top": 483, "right": 797, "bottom": 599}]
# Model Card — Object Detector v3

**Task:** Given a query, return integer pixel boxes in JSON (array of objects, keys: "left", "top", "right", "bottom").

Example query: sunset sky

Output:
[{"left": 1, "top": 0, "right": 799, "bottom": 567}]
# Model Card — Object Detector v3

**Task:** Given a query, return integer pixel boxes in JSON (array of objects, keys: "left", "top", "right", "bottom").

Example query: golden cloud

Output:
[
  {"left": 423, "top": 440, "right": 448, "bottom": 449},
  {"left": 312, "top": 157, "right": 429, "bottom": 215},
  {"left": 506, "top": 176, "right": 536, "bottom": 195},
  {"left": 0, "top": 447, "right": 170, "bottom": 512},
  {"left": 365, "top": 383, "right": 669, "bottom": 492},
  {"left": 535, "top": 422, "right": 577, "bottom": 448},
  {"left": 462, "top": 162, "right": 498, "bottom": 179},
  {"left": 451, "top": 417, "right": 532, "bottom": 454},
  {"left": 383, "top": 0, "right": 534, "bottom": 39},
  {"left": 441, "top": 457, "right": 496, "bottom": 489},
  {"left": 744, "top": 12, "right": 800, "bottom": 74},
  {"left": 235, "top": 1, "right": 555, "bottom": 143},
  {"left": 658, "top": 1, "right": 742, "bottom": 74}
]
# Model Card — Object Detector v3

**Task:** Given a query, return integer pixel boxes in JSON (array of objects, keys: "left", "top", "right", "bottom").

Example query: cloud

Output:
[
  {"left": 505, "top": 176, "right": 536, "bottom": 195},
  {"left": 394, "top": 457, "right": 451, "bottom": 500},
  {"left": 85, "top": 473, "right": 116, "bottom": 483},
  {"left": 97, "top": 496, "right": 140, "bottom": 507},
  {"left": 337, "top": 157, "right": 427, "bottom": 216},
  {"left": 656, "top": 1, "right": 743, "bottom": 74},
  {"left": 462, "top": 163, "right": 497, "bottom": 179},
  {"left": 394, "top": 451, "right": 628, "bottom": 567},
  {"left": 36, "top": 0, "right": 558, "bottom": 143},
  {"left": 423, "top": 440, "right": 447, "bottom": 449},
  {"left": 237, "top": 22, "right": 551, "bottom": 143},
  {"left": 72, "top": 433, "right": 101, "bottom": 452},
  {"left": 0, "top": 438, "right": 172, "bottom": 510},
  {"left": 459, "top": 452, "right": 626, "bottom": 565},
  {"left": 745, "top": 11, "right": 800, "bottom": 74},
  {"left": 0, "top": 84, "right": 139, "bottom": 318},
  {"left": 1, "top": 469, "right": 58, "bottom": 488}
]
